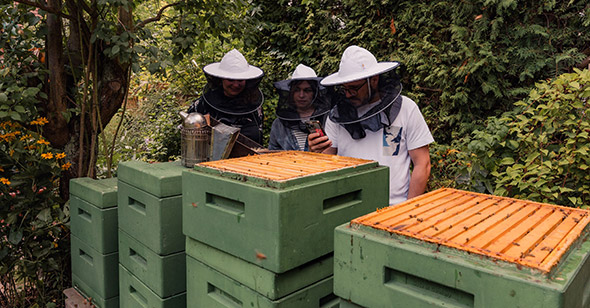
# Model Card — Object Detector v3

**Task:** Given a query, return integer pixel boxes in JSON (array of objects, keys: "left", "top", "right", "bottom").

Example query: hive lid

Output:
[
  {"left": 195, "top": 151, "right": 378, "bottom": 189},
  {"left": 352, "top": 188, "right": 590, "bottom": 274}
]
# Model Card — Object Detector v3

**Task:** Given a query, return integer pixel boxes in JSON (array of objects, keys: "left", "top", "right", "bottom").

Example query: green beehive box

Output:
[
  {"left": 119, "top": 229, "right": 185, "bottom": 298},
  {"left": 186, "top": 236, "right": 333, "bottom": 300},
  {"left": 72, "top": 275, "right": 119, "bottom": 308},
  {"left": 333, "top": 189, "right": 590, "bottom": 308},
  {"left": 70, "top": 177, "right": 118, "bottom": 209},
  {"left": 71, "top": 235, "right": 118, "bottom": 299},
  {"left": 70, "top": 196, "right": 118, "bottom": 254},
  {"left": 119, "top": 265, "right": 186, "bottom": 308},
  {"left": 183, "top": 151, "right": 389, "bottom": 273},
  {"left": 117, "top": 180, "right": 183, "bottom": 255},
  {"left": 117, "top": 160, "right": 184, "bottom": 198},
  {"left": 186, "top": 256, "right": 338, "bottom": 308}
]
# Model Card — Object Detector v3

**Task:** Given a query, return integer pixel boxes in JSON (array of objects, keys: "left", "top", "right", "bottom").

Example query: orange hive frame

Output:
[
  {"left": 352, "top": 188, "right": 590, "bottom": 273},
  {"left": 198, "top": 151, "right": 374, "bottom": 181}
]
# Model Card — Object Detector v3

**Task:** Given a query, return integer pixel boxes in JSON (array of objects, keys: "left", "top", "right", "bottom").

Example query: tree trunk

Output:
[{"left": 41, "top": 0, "right": 133, "bottom": 200}]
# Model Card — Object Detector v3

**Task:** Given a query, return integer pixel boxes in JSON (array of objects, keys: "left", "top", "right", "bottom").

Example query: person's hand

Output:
[{"left": 308, "top": 132, "right": 332, "bottom": 153}]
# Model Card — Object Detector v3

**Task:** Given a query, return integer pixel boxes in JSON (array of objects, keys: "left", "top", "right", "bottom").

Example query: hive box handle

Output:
[
  {"left": 128, "top": 197, "right": 146, "bottom": 215},
  {"left": 323, "top": 190, "right": 362, "bottom": 214},
  {"left": 384, "top": 266, "right": 474, "bottom": 308},
  {"left": 207, "top": 282, "right": 242, "bottom": 307},
  {"left": 205, "top": 193, "right": 245, "bottom": 217},
  {"left": 129, "top": 285, "right": 148, "bottom": 307},
  {"left": 77, "top": 207, "right": 92, "bottom": 222},
  {"left": 129, "top": 248, "right": 148, "bottom": 268},
  {"left": 79, "top": 249, "right": 93, "bottom": 266}
]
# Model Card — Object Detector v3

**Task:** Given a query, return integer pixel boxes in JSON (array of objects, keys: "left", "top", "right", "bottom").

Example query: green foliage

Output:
[
  {"left": 465, "top": 69, "right": 590, "bottom": 208},
  {"left": 97, "top": 80, "right": 187, "bottom": 176},
  {"left": 0, "top": 120, "right": 70, "bottom": 307},
  {"left": 0, "top": 4, "right": 47, "bottom": 123},
  {"left": 249, "top": 0, "right": 590, "bottom": 144}
]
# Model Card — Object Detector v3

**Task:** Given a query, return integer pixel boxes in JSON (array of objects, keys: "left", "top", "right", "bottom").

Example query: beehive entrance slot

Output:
[
  {"left": 384, "top": 266, "right": 474, "bottom": 308},
  {"left": 323, "top": 190, "right": 362, "bottom": 214},
  {"left": 207, "top": 282, "right": 242, "bottom": 307},
  {"left": 206, "top": 193, "right": 245, "bottom": 217}
]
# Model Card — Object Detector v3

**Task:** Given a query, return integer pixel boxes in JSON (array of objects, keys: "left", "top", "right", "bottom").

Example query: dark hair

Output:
[{"left": 287, "top": 80, "right": 318, "bottom": 106}]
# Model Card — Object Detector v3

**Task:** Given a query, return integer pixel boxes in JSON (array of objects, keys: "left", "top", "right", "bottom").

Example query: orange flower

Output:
[
  {"left": 0, "top": 166, "right": 4, "bottom": 172},
  {"left": 55, "top": 152, "right": 66, "bottom": 159},
  {"left": 61, "top": 162, "right": 71, "bottom": 170},
  {"left": 41, "top": 152, "right": 53, "bottom": 159},
  {"left": 30, "top": 117, "right": 49, "bottom": 126},
  {"left": 0, "top": 177, "right": 10, "bottom": 185},
  {"left": 37, "top": 139, "right": 50, "bottom": 145}
]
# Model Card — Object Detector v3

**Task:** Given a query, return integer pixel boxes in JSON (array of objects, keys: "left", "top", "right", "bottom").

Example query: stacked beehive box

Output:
[
  {"left": 334, "top": 188, "right": 590, "bottom": 308},
  {"left": 182, "top": 151, "right": 390, "bottom": 307},
  {"left": 70, "top": 177, "right": 119, "bottom": 308},
  {"left": 117, "top": 161, "right": 187, "bottom": 307}
]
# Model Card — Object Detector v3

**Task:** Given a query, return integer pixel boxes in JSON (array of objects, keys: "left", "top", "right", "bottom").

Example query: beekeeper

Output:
[
  {"left": 268, "top": 64, "right": 332, "bottom": 151},
  {"left": 308, "top": 45, "right": 434, "bottom": 205},
  {"left": 187, "top": 49, "right": 265, "bottom": 145}
]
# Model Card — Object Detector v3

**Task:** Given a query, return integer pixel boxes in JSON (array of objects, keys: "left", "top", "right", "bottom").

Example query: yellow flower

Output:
[
  {"left": 55, "top": 152, "right": 66, "bottom": 159},
  {"left": 41, "top": 152, "right": 54, "bottom": 159},
  {"left": 37, "top": 139, "right": 50, "bottom": 145},
  {"left": 61, "top": 162, "right": 71, "bottom": 170},
  {"left": 30, "top": 117, "right": 49, "bottom": 126},
  {"left": 0, "top": 177, "right": 10, "bottom": 185}
]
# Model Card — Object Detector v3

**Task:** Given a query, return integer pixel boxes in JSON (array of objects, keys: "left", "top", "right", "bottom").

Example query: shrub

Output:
[
  {"left": 465, "top": 69, "right": 590, "bottom": 208},
  {"left": 0, "top": 118, "right": 70, "bottom": 307}
]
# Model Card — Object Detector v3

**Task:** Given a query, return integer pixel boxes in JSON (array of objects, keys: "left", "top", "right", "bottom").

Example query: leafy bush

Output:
[
  {"left": 0, "top": 119, "right": 70, "bottom": 307},
  {"left": 465, "top": 69, "right": 590, "bottom": 208},
  {"left": 249, "top": 0, "right": 590, "bottom": 144},
  {"left": 96, "top": 81, "right": 187, "bottom": 177}
]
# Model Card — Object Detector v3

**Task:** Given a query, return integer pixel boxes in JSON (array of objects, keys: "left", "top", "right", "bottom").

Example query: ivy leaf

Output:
[
  {"left": 8, "top": 228, "right": 23, "bottom": 245},
  {"left": 37, "top": 208, "right": 51, "bottom": 222},
  {"left": 500, "top": 157, "right": 515, "bottom": 165}
]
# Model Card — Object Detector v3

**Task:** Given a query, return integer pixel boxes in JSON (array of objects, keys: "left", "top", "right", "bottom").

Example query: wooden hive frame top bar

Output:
[
  {"left": 198, "top": 151, "right": 374, "bottom": 181},
  {"left": 352, "top": 188, "right": 590, "bottom": 274}
]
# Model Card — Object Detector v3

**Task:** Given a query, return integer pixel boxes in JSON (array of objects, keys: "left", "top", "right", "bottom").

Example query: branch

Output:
[
  {"left": 135, "top": 3, "right": 180, "bottom": 28},
  {"left": 14, "top": 0, "right": 74, "bottom": 20}
]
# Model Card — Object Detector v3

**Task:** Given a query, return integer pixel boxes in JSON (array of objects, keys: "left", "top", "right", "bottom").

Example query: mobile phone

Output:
[{"left": 305, "top": 120, "right": 325, "bottom": 137}]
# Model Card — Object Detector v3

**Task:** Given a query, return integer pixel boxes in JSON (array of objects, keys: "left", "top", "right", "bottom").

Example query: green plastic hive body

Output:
[
  {"left": 119, "top": 265, "right": 186, "bottom": 308},
  {"left": 182, "top": 165, "right": 389, "bottom": 273},
  {"left": 118, "top": 229, "right": 186, "bottom": 298},
  {"left": 117, "top": 160, "right": 184, "bottom": 198},
  {"left": 333, "top": 223, "right": 590, "bottom": 308},
  {"left": 185, "top": 237, "right": 333, "bottom": 300},
  {"left": 186, "top": 256, "right": 337, "bottom": 308},
  {"left": 117, "top": 181, "right": 183, "bottom": 255},
  {"left": 72, "top": 275, "right": 119, "bottom": 308},
  {"left": 70, "top": 196, "right": 118, "bottom": 254},
  {"left": 70, "top": 177, "right": 118, "bottom": 209},
  {"left": 70, "top": 235, "right": 119, "bottom": 299}
]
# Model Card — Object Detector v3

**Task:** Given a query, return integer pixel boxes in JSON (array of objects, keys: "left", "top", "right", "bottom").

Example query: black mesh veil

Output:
[
  {"left": 273, "top": 78, "right": 332, "bottom": 122},
  {"left": 327, "top": 69, "right": 403, "bottom": 139},
  {"left": 200, "top": 71, "right": 264, "bottom": 115}
]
